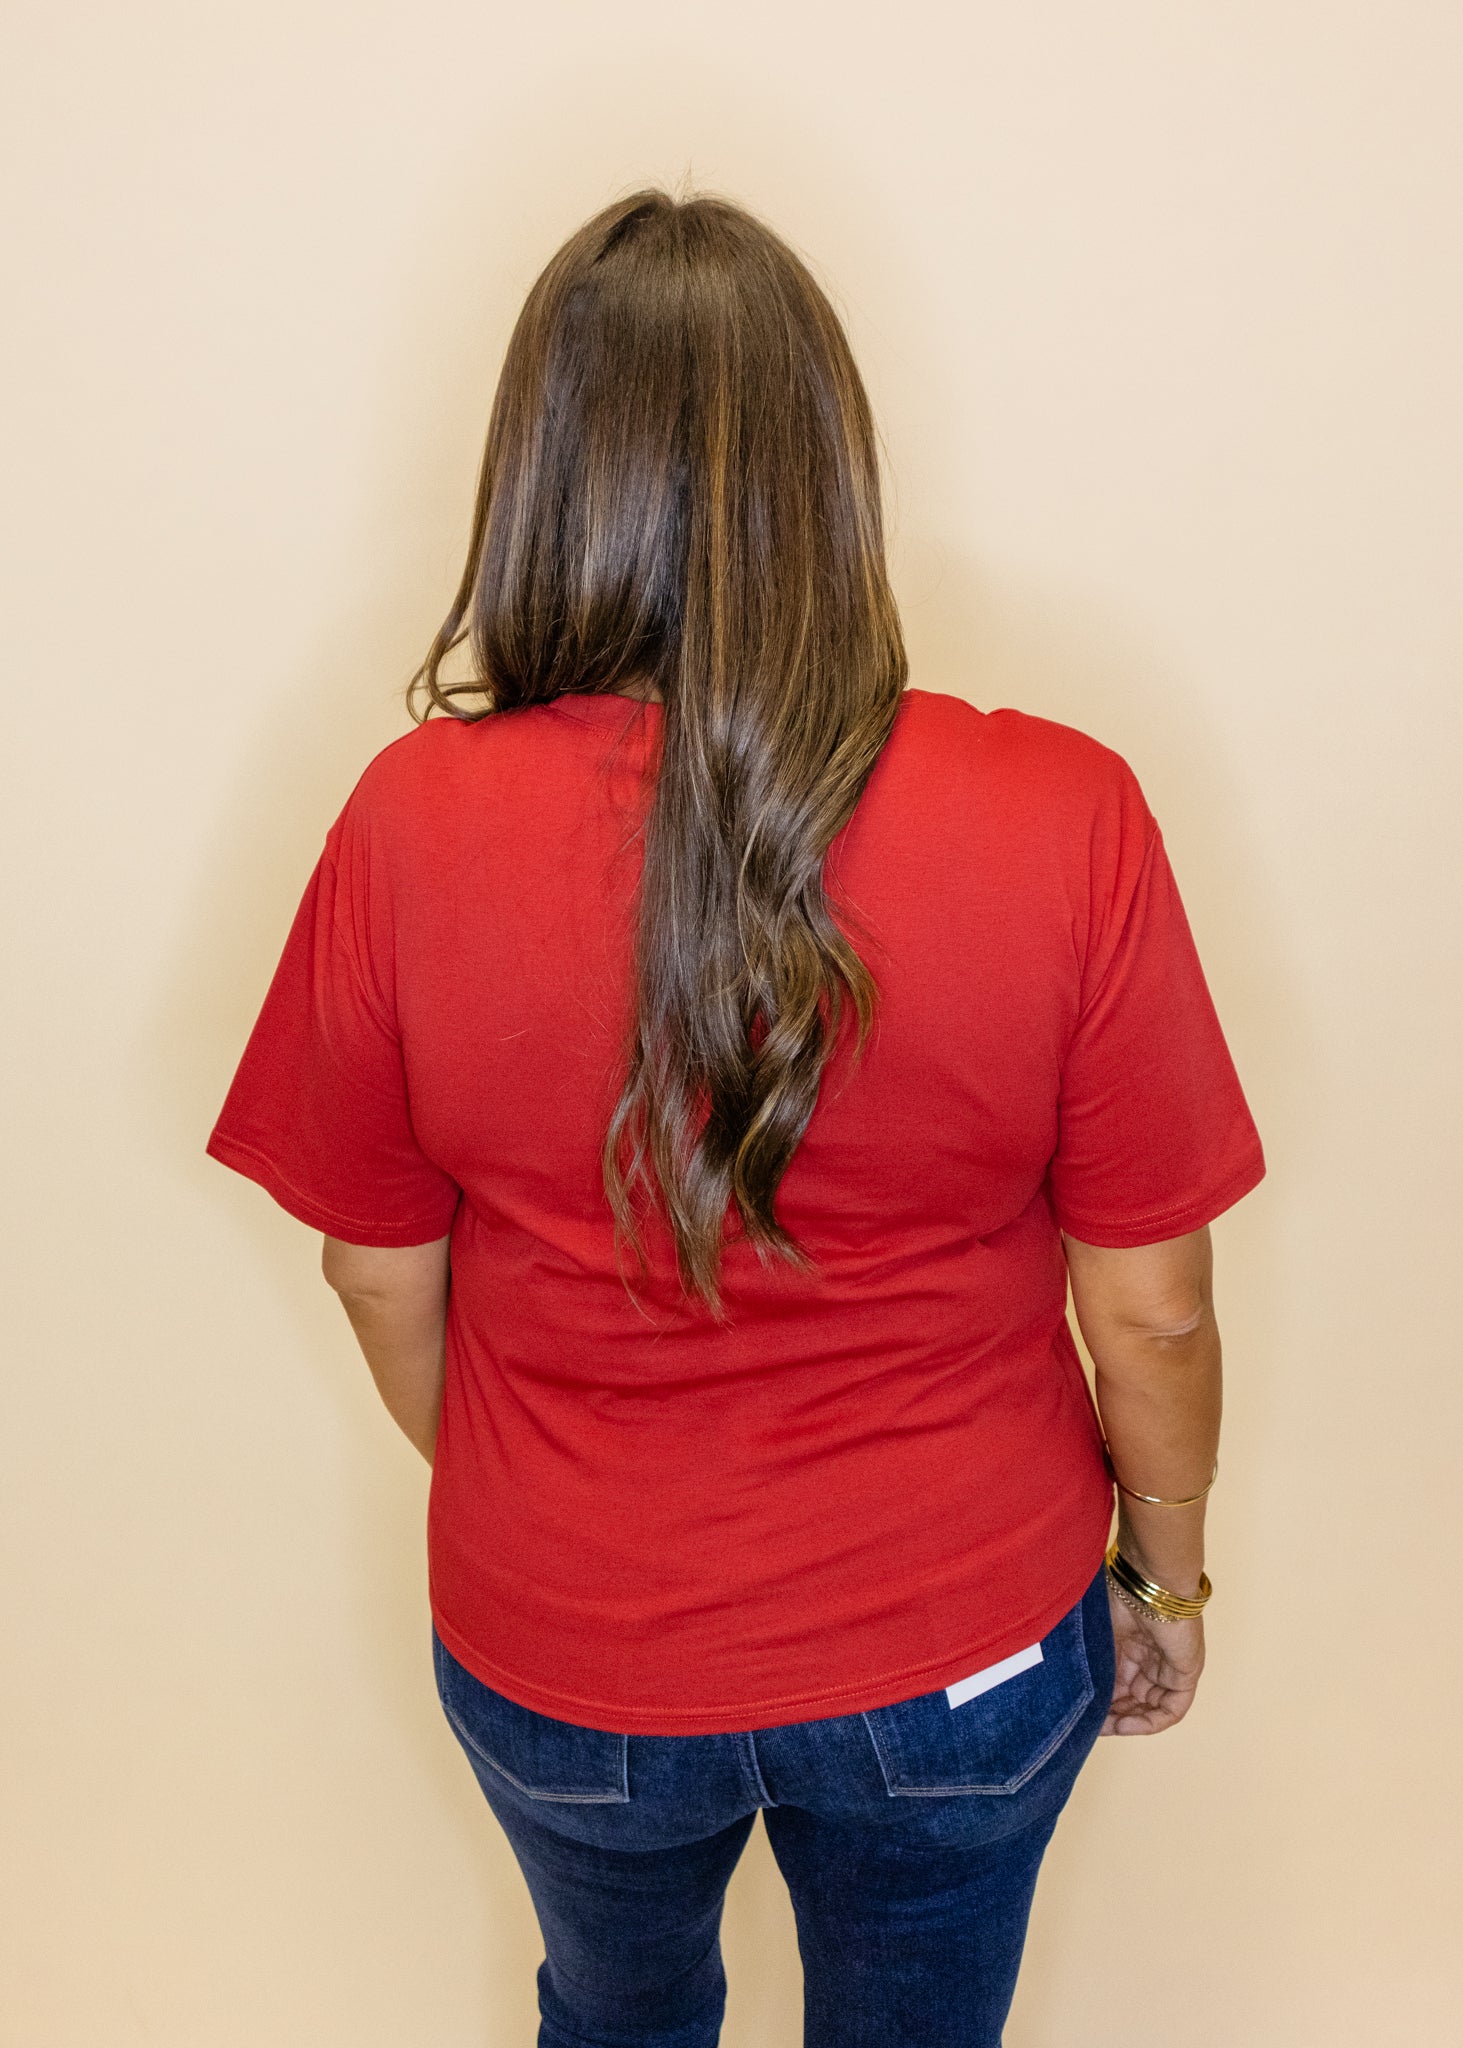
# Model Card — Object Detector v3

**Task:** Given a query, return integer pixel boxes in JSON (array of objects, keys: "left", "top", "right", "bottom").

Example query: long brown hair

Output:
[{"left": 409, "top": 188, "right": 908, "bottom": 1311}]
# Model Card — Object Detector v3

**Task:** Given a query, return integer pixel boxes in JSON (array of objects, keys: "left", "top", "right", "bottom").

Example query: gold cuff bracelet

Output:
[{"left": 1106, "top": 1453, "right": 1218, "bottom": 1508}]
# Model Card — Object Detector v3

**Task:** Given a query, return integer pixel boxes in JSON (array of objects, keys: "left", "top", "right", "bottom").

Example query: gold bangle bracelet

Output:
[
  {"left": 1107, "top": 1453, "right": 1218, "bottom": 1508},
  {"left": 1104, "top": 1541, "right": 1212, "bottom": 1621}
]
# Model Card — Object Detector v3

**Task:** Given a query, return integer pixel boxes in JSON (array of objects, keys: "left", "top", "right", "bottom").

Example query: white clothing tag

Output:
[{"left": 945, "top": 1641, "right": 1043, "bottom": 1709}]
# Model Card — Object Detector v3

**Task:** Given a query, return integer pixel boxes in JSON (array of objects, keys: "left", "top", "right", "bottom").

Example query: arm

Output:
[
  {"left": 320, "top": 1234, "right": 452, "bottom": 1464},
  {"left": 1063, "top": 1223, "right": 1220, "bottom": 1738}
]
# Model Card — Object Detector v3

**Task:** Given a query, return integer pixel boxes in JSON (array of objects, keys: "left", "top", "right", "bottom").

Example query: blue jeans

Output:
[{"left": 432, "top": 1561, "right": 1115, "bottom": 2047}]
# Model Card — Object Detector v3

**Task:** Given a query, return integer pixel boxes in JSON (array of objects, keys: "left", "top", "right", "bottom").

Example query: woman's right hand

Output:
[{"left": 1102, "top": 1587, "right": 1205, "bottom": 1736}]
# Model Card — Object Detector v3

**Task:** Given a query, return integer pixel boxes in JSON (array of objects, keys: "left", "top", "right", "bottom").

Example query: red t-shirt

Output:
[{"left": 207, "top": 687, "right": 1265, "bottom": 1734}]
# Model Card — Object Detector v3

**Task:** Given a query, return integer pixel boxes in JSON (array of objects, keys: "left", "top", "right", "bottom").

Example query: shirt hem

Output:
[{"left": 427, "top": 1510, "right": 1115, "bottom": 1736}]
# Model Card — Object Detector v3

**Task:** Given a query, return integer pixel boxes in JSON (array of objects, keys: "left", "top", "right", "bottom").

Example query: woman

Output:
[{"left": 208, "top": 188, "right": 1265, "bottom": 2046}]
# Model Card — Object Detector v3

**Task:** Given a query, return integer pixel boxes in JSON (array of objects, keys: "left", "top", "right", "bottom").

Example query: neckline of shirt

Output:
[{"left": 545, "top": 692, "right": 664, "bottom": 730}]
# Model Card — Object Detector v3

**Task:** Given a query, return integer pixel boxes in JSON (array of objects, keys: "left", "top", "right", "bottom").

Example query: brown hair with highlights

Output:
[{"left": 409, "top": 187, "right": 908, "bottom": 1311}]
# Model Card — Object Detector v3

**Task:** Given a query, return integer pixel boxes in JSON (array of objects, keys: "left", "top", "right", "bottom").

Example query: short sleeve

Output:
[
  {"left": 206, "top": 812, "right": 461, "bottom": 1247},
  {"left": 1047, "top": 818, "right": 1266, "bottom": 1247}
]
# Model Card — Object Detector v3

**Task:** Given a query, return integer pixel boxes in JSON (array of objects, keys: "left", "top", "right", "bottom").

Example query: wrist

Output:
[
  {"left": 1114, "top": 1507, "right": 1206, "bottom": 1601},
  {"left": 1106, "top": 1540, "right": 1212, "bottom": 1621}
]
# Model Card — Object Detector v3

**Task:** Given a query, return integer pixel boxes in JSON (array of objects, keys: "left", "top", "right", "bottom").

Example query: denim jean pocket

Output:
[
  {"left": 861, "top": 1595, "right": 1095, "bottom": 1797},
  {"left": 432, "top": 1629, "right": 630, "bottom": 1804}
]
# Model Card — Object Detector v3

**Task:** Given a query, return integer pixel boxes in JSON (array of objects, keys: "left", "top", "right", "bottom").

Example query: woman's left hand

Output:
[{"left": 1102, "top": 1587, "right": 1205, "bottom": 1736}]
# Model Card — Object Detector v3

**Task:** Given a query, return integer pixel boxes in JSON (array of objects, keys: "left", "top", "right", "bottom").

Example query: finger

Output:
[
  {"left": 1105, "top": 1683, "right": 1198, "bottom": 1734},
  {"left": 1104, "top": 1704, "right": 1178, "bottom": 1736}
]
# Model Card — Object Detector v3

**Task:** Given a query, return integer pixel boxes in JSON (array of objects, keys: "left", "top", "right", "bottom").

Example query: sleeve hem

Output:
[
  {"left": 205, "top": 1130, "right": 458, "bottom": 1247},
  {"left": 1053, "top": 1147, "right": 1267, "bottom": 1249}
]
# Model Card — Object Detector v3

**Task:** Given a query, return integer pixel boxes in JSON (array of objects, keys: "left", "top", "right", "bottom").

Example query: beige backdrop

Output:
[{"left": 4, "top": 2, "right": 1460, "bottom": 2042}]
